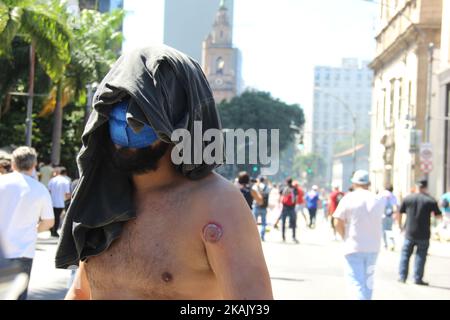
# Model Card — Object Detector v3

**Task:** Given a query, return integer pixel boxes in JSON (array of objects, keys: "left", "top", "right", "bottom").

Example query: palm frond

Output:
[{"left": 20, "top": 1, "right": 72, "bottom": 81}]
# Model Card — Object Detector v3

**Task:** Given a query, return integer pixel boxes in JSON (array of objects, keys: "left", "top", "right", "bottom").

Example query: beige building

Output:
[
  {"left": 202, "top": 1, "right": 239, "bottom": 103},
  {"left": 438, "top": 0, "right": 450, "bottom": 193},
  {"left": 369, "top": 0, "right": 443, "bottom": 198}
]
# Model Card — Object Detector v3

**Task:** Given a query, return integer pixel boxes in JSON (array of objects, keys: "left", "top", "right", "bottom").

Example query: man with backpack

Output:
[
  {"left": 380, "top": 185, "right": 398, "bottom": 250},
  {"left": 328, "top": 183, "right": 344, "bottom": 240},
  {"left": 252, "top": 176, "right": 270, "bottom": 241},
  {"left": 279, "top": 178, "right": 299, "bottom": 243}
]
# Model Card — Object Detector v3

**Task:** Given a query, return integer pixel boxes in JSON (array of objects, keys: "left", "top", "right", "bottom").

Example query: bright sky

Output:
[{"left": 122, "top": 0, "right": 377, "bottom": 110}]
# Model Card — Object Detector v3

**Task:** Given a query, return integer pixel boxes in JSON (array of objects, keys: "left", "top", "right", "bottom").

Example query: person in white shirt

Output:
[
  {"left": 0, "top": 146, "right": 54, "bottom": 300},
  {"left": 333, "top": 170, "right": 384, "bottom": 300},
  {"left": 47, "top": 167, "right": 71, "bottom": 237}
]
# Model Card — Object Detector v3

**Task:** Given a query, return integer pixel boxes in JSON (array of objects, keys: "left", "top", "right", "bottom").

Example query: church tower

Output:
[{"left": 202, "top": 0, "right": 238, "bottom": 103}]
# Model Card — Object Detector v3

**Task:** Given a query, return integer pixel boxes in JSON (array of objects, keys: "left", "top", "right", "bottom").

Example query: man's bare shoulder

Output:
[
  {"left": 186, "top": 172, "right": 243, "bottom": 204},
  {"left": 183, "top": 172, "right": 251, "bottom": 224}
]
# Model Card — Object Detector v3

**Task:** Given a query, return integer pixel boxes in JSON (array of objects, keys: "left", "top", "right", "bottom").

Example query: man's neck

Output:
[
  {"left": 132, "top": 148, "right": 182, "bottom": 194},
  {"left": 17, "top": 169, "right": 33, "bottom": 176}
]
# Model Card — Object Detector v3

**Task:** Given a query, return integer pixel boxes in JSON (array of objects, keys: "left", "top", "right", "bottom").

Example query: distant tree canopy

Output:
[
  {"left": 217, "top": 90, "right": 304, "bottom": 153},
  {"left": 0, "top": 7, "right": 124, "bottom": 176}
]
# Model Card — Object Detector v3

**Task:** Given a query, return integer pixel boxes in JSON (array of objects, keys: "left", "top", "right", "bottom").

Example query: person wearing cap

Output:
[
  {"left": 332, "top": 170, "right": 385, "bottom": 300},
  {"left": 398, "top": 179, "right": 442, "bottom": 286},
  {"left": 305, "top": 185, "right": 320, "bottom": 228}
]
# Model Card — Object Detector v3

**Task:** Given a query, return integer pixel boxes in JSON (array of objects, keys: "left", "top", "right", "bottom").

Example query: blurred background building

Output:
[
  {"left": 202, "top": 1, "right": 241, "bottom": 103},
  {"left": 369, "top": 0, "right": 444, "bottom": 199},
  {"left": 305, "top": 58, "right": 373, "bottom": 187}
]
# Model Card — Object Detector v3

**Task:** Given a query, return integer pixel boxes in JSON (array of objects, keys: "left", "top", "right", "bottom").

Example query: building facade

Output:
[
  {"left": 369, "top": 0, "right": 443, "bottom": 199},
  {"left": 164, "top": 0, "right": 234, "bottom": 64},
  {"left": 438, "top": 0, "right": 450, "bottom": 193},
  {"left": 306, "top": 58, "right": 373, "bottom": 187},
  {"left": 202, "top": 1, "right": 239, "bottom": 103}
]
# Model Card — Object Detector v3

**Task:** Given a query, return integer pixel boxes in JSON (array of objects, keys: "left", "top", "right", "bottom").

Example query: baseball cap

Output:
[
  {"left": 351, "top": 170, "right": 370, "bottom": 185},
  {"left": 312, "top": 185, "right": 318, "bottom": 191}
]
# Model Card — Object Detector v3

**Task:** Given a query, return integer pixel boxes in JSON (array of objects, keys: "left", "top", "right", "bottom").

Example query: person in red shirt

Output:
[
  {"left": 293, "top": 180, "right": 307, "bottom": 224},
  {"left": 328, "top": 183, "right": 344, "bottom": 239}
]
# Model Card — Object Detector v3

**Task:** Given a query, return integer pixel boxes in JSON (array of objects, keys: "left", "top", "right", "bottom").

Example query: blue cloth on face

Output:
[{"left": 109, "top": 100, "right": 159, "bottom": 149}]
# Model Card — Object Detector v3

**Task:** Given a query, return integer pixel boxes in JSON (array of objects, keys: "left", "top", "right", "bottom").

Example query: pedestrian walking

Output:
[
  {"left": 333, "top": 170, "right": 384, "bottom": 300},
  {"left": 252, "top": 176, "right": 271, "bottom": 241},
  {"left": 0, "top": 147, "right": 54, "bottom": 300},
  {"left": 380, "top": 185, "right": 398, "bottom": 251},
  {"left": 328, "top": 183, "right": 344, "bottom": 240},
  {"left": 279, "top": 178, "right": 299, "bottom": 243},
  {"left": 305, "top": 185, "right": 320, "bottom": 228},
  {"left": 47, "top": 167, "right": 71, "bottom": 237},
  {"left": 293, "top": 180, "right": 307, "bottom": 225},
  {"left": 398, "top": 179, "right": 442, "bottom": 285}
]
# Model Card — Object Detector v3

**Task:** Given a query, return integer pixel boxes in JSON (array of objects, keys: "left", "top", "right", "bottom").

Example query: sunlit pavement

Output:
[
  {"left": 27, "top": 211, "right": 450, "bottom": 300},
  {"left": 262, "top": 209, "right": 450, "bottom": 300}
]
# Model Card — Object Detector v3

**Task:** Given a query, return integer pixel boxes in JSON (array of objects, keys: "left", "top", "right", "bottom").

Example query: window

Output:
[
  {"left": 398, "top": 78, "right": 403, "bottom": 120},
  {"left": 216, "top": 57, "right": 224, "bottom": 75},
  {"left": 389, "top": 79, "right": 395, "bottom": 127}
]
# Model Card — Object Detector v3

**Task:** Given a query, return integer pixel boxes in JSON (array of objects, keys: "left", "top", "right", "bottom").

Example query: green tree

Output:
[
  {"left": 217, "top": 90, "right": 304, "bottom": 177},
  {"left": 292, "top": 153, "right": 326, "bottom": 186},
  {"left": 41, "top": 8, "right": 124, "bottom": 164}
]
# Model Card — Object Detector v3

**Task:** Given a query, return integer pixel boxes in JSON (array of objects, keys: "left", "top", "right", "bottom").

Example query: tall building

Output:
[
  {"left": 164, "top": 0, "right": 234, "bottom": 63},
  {"left": 438, "top": 0, "right": 450, "bottom": 192},
  {"left": 202, "top": 1, "right": 239, "bottom": 103},
  {"left": 369, "top": 0, "right": 443, "bottom": 198},
  {"left": 306, "top": 59, "right": 373, "bottom": 187}
]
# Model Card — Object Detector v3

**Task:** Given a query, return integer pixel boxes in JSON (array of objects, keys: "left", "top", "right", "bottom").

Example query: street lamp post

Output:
[{"left": 314, "top": 87, "right": 357, "bottom": 173}]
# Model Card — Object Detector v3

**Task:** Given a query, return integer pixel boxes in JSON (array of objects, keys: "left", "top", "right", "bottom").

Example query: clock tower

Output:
[{"left": 202, "top": 0, "right": 238, "bottom": 103}]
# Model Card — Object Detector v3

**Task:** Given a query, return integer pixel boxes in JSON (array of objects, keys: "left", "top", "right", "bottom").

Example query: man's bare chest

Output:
[{"left": 85, "top": 192, "right": 212, "bottom": 296}]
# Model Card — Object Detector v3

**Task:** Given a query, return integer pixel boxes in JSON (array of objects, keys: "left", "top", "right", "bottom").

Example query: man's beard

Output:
[{"left": 110, "top": 141, "right": 170, "bottom": 175}]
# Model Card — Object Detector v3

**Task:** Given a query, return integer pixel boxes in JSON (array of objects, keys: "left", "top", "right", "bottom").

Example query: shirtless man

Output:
[{"left": 63, "top": 47, "right": 273, "bottom": 300}]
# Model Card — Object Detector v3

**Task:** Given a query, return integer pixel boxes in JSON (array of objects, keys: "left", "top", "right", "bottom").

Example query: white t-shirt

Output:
[
  {"left": 333, "top": 189, "right": 384, "bottom": 255},
  {"left": 0, "top": 172, "right": 54, "bottom": 259},
  {"left": 48, "top": 175, "right": 71, "bottom": 208}
]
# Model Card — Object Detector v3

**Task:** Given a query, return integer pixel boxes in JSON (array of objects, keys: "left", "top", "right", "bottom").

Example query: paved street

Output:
[{"left": 28, "top": 212, "right": 450, "bottom": 300}]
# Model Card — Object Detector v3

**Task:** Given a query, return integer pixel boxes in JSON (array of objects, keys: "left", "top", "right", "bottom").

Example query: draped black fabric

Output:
[{"left": 55, "top": 45, "right": 222, "bottom": 269}]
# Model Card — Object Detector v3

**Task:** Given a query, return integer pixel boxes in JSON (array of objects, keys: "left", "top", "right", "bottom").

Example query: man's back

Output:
[
  {"left": 48, "top": 175, "right": 70, "bottom": 208},
  {"left": 333, "top": 189, "right": 384, "bottom": 254},
  {"left": 400, "top": 192, "right": 441, "bottom": 240},
  {"left": 0, "top": 172, "right": 53, "bottom": 258}
]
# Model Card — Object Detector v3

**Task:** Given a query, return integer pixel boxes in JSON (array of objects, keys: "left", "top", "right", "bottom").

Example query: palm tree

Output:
[
  {"left": 40, "top": 8, "right": 123, "bottom": 165},
  {"left": 0, "top": 0, "right": 71, "bottom": 148}
]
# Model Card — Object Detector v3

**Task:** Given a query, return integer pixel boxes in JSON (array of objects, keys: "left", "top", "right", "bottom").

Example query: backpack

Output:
[
  {"left": 240, "top": 186, "right": 253, "bottom": 209},
  {"left": 281, "top": 186, "right": 296, "bottom": 207},
  {"left": 259, "top": 185, "right": 270, "bottom": 208}
]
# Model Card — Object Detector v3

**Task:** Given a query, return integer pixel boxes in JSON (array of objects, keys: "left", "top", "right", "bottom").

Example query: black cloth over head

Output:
[{"left": 55, "top": 45, "right": 222, "bottom": 269}]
